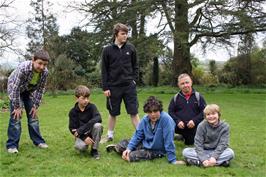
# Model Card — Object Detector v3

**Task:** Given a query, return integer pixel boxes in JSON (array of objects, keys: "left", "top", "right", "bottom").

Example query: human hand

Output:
[
  {"left": 187, "top": 120, "right": 195, "bottom": 129},
  {"left": 30, "top": 107, "right": 38, "bottom": 119},
  {"left": 122, "top": 149, "right": 131, "bottom": 162},
  {"left": 12, "top": 108, "right": 22, "bottom": 120},
  {"left": 84, "top": 137, "right": 95, "bottom": 145},
  {"left": 104, "top": 90, "right": 111, "bottom": 97},
  {"left": 202, "top": 160, "right": 209, "bottom": 167},
  {"left": 178, "top": 121, "right": 185, "bottom": 129},
  {"left": 208, "top": 157, "right": 216, "bottom": 166}
]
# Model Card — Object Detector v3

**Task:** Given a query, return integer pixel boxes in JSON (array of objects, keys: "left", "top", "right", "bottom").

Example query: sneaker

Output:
[
  {"left": 91, "top": 149, "right": 100, "bottom": 160},
  {"left": 7, "top": 148, "right": 18, "bottom": 154},
  {"left": 220, "top": 160, "right": 230, "bottom": 167},
  {"left": 106, "top": 144, "right": 116, "bottom": 152},
  {"left": 174, "top": 134, "right": 184, "bottom": 141},
  {"left": 100, "top": 136, "right": 113, "bottom": 144},
  {"left": 185, "top": 159, "right": 201, "bottom": 166},
  {"left": 37, "top": 143, "right": 48, "bottom": 149}
]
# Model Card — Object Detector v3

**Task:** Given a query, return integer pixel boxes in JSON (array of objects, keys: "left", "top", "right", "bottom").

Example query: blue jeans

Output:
[{"left": 6, "top": 91, "right": 45, "bottom": 149}]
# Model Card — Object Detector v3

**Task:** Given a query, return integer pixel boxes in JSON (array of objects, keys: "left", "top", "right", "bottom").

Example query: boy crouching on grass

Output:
[
  {"left": 182, "top": 104, "right": 235, "bottom": 167},
  {"left": 69, "top": 85, "right": 103, "bottom": 159}
]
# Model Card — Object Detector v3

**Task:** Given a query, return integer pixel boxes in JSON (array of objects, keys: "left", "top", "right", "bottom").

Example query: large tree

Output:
[{"left": 75, "top": 0, "right": 266, "bottom": 85}]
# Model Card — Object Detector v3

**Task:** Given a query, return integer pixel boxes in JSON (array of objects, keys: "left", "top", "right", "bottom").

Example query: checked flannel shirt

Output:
[{"left": 7, "top": 60, "right": 48, "bottom": 109}]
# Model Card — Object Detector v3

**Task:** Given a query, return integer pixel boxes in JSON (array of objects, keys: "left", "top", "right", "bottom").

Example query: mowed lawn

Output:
[{"left": 1, "top": 88, "right": 266, "bottom": 177}]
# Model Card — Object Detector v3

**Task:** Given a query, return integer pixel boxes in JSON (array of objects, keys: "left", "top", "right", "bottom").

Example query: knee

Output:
[
  {"left": 182, "top": 148, "right": 194, "bottom": 158},
  {"left": 74, "top": 144, "right": 87, "bottom": 151},
  {"left": 93, "top": 123, "right": 103, "bottom": 131},
  {"left": 227, "top": 148, "right": 235, "bottom": 159}
]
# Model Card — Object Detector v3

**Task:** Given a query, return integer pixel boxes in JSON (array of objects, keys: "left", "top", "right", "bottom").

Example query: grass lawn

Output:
[{"left": 1, "top": 87, "right": 266, "bottom": 177}]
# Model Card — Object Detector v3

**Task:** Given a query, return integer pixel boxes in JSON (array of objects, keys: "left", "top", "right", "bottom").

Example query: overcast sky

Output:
[{"left": 1, "top": 0, "right": 265, "bottom": 67}]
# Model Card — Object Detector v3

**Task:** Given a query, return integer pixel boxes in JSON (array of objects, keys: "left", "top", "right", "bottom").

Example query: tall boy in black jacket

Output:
[{"left": 69, "top": 85, "right": 103, "bottom": 159}]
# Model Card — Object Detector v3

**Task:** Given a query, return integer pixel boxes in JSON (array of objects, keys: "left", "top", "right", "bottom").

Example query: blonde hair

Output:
[{"left": 204, "top": 104, "right": 221, "bottom": 117}]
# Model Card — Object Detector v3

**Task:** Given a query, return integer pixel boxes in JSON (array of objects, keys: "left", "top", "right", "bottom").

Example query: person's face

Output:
[
  {"left": 32, "top": 59, "right": 48, "bottom": 73},
  {"left": 115, "top": 30, "right": 128, "bottom": 44},
  {"left": 147, "top": 110, "right": 160, "bottom": 124},
  {"left": 178, "top": 76, "right": 192, "bottom": 94},
  {"left": 77, "top": 96, "right": 89, "bottom": 109},
  {"left": 205, "top": 112, "right": 219, "bottom": 126}
]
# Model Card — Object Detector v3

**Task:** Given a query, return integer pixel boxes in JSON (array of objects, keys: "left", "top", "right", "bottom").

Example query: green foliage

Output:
[
  {"left": 46, "top": 54, "right": 78, "bottom": 92},
  {"left": 63, "top": 27, "right": 101, "bottom": 75},
  {"left": 0, "top": 89, "right": 266, "bottom": 176},
  {"left": 26, "top": 0, "right": 59, "bottom": 54}
]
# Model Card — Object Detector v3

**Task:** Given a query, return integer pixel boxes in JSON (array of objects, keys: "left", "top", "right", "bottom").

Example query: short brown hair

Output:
[
  {"left": 33, "top": 49, "right": 50, "bottom": 62},
  {"left": 204, "top": 104, "right": 221, "bottom": 117},
  {"left": 143, "top": 96, "right": 163, "bottom": 113},
  {"left": 177, "top": 73, "right": 192, "bottom": 83},
  {"left": 75, "top": 85, "right": 90, "bottom": 98},
  {"left": 113, "top": 23, "right": 128, "bottom": 39}
]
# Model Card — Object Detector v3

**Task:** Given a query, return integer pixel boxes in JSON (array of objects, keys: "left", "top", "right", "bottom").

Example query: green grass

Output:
[{"left": 1, "top": 87, "right": 266, "bottom": 177}]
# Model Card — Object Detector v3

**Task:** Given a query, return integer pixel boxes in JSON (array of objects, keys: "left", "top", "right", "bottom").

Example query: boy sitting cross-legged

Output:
[
  {"left": 182, "top": 104, "right": 235, "bottom": 167},
  {"left": 69, "top": 85, "right": 103, "bottom": 159}
]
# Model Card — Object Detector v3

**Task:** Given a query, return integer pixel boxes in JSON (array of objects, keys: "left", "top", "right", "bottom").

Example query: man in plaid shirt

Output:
[{"left": 6, "top": 49, "right": 50, "bottom": 153}]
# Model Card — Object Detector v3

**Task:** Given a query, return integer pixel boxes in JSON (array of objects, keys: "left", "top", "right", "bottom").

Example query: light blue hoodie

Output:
[{"left": 127, "top": 111, "right": 177, "bottom": 163}]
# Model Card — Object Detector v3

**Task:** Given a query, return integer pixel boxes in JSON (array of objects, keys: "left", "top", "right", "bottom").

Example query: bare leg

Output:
[{"left": 130, "top": 114, "right": 140, "bottom": 129}]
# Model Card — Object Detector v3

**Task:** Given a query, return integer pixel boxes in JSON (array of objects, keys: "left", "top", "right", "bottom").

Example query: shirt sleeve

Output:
[
  {"left": 9, "top": 69, "right": 24, "bottom": 109},
  {"left": 77, "top": 105, "right": 102, "bottom": 136},
  {"left": 168, "top": 97, "right": 182, "bottom": 124},
  {"left": 195, "top": 123, "right": 209, "bottom": 162},
  {"left": 192, "top": 95, "right": 206, "bottom": 125},
  {"left": 211, "top": 124, "right": 230, "bottom": 159},
  {"left": 101, "top": 47, "right": 109, "bottom": 91},
  {"left": 162, "top": 117, "right": 177, "bottom": 163},
  {"left": 127, "top": 121, "right": 144, "bottom": 151}
]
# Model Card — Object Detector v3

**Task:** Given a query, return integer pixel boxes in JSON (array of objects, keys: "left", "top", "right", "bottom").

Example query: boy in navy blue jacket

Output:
[
  {"left": 168, "top": 73, "right": 206, "bottom": 145},
  {"left": 69, "top": 85, "right": 103, "bottom": 159}
]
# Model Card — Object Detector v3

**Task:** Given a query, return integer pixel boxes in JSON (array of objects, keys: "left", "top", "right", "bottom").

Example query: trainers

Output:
[
  {"left": 91, "top": 149, "right": 100, "bottom": 160},
  {"left": 220, "top": 160, "right": 230, "bottom": 167},
  {"left": 37, "top": 143, "right": 48, "bottom": 149},
  {"left": 7, "top": 148, "right": 18, "bottom": 154},
  {"left": 185, "top": 159, "right": 201, "bottom": 166},
  {"left": 106, "top": 144, "right": 116, "bottom": 152},
  {"left": 100, "top": 136, "right": 113, "bottom": 144}
]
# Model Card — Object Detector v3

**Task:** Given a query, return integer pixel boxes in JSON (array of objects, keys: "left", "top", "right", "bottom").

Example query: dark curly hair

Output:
[{"left": 143, "top": 96, "right": 163, "bottom": 113}]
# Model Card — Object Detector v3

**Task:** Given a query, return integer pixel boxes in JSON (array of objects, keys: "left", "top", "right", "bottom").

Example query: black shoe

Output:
[
  {"left": 185, "top": 159, "right": 201, "bottom": 166},
  {"left": 106, "top": 144, "right": 116, "bottom": 152},
  {"left": 220, "top": 161, "right": 230, "bottom": 167},
  {"left": 91, "top": 149, "right": 100, "bottom": 160}
]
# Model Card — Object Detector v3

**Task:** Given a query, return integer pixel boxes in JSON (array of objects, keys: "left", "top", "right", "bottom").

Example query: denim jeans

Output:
[{"left": 6, "top": 91, "right": 45, "bottom": 149}]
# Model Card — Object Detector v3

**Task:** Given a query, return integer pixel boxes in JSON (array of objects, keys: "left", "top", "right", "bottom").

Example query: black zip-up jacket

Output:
[
  {"left": 168, "top": 89, "right": 206, "bottom": 126},
  {"left": 101, "top": 42, "right": 139, "bottom": 91},
  {"left": 69, "top": 102, "right": 102, "bottom": 140}
]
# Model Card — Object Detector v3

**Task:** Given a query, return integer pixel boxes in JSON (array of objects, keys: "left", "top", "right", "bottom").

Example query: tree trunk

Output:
[{"left": 172, "top": 0, "right": 192, "bottom": 86}]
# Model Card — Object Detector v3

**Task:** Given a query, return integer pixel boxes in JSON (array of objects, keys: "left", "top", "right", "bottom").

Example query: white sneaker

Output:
[
  {"left": 37, "top": 143, "right": 48, "bottom": 149},
  {"left": 7, "top": 148, "right": 18, "bottom": 153}
]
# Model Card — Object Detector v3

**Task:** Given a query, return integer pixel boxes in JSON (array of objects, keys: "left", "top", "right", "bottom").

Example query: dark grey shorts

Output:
[{"left": 107, "top": 82, "right": 138, "bottom": 116}]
